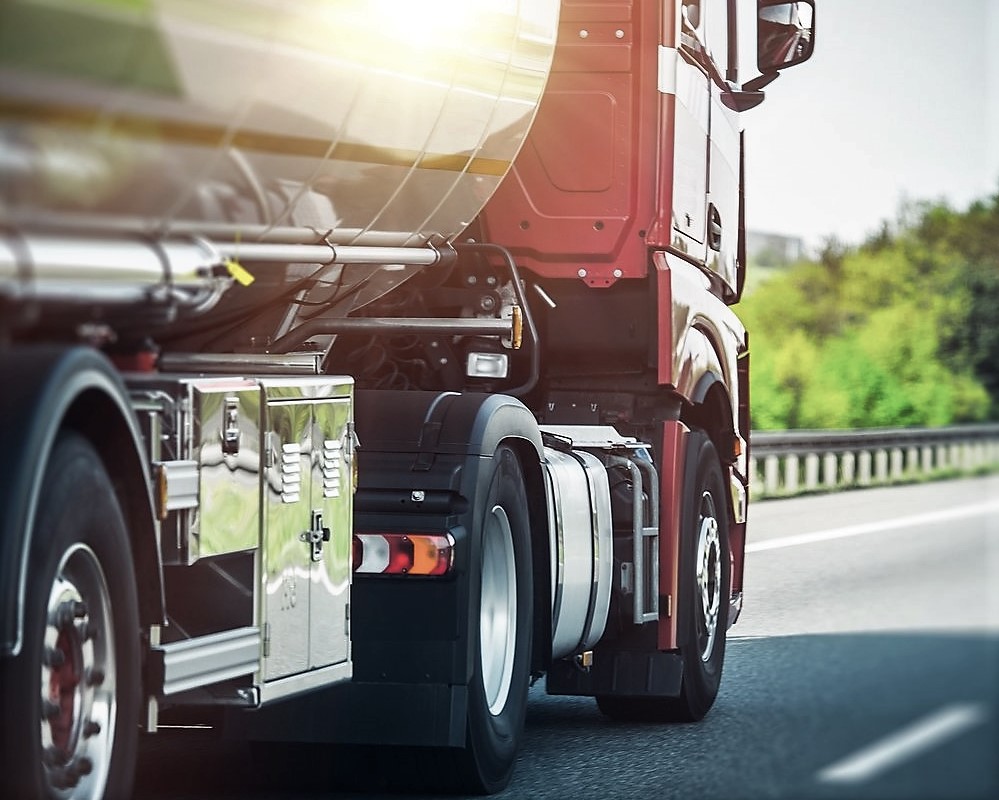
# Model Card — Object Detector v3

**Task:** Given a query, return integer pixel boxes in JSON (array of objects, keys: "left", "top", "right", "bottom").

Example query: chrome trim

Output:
[
  {"left": 158, "top": 352, "right": 323, "bottom": 376},
  {"left": 157, "top": 627, "right": 261, "bottom": 696},
  {"left": 0, "top": 231, "right": 449, "bottom": 306},
  {"left": 256, "top": 661, "right": 353, "bottom": 706},
  {"left": 192, "top": 381, "right": 262, "bottom": 561},
  {"left": 542, "top": 447, "right": 613, "bottom": 659},
  {"left": 608, "top": 454, "right": 661, "bottom": 625},
  {"left": 540, "top": 425, "right": 642, "bottom": 449},
  {"left": 268, "top": 315, "right": 514, "bottom": 354},
  {"left": 155, "top": 460, "right": 198, "bottom": 514},
  {"left": 728, "top": 590, "right": 744, "bottom": 628},
  {"left": 730, "top": 470, "right": 748, "bottom": 524}
]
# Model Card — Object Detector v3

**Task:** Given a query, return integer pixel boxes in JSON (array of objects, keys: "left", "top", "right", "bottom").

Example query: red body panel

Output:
[
  {"left": 481, "top": 0, "right": 671, "bottom": 287},
  {"left": 658, "top": 418, "right": 688, "bottom": 650}
]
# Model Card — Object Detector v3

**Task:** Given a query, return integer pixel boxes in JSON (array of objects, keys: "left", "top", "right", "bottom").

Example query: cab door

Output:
[
  {"left": 671, "top": 1, "right": 711, "bottom": 260},
  {"left": 671, "top": 0, "right": 737, "bottom": 280},
  {"left": 704, "top": 0, "right": 741, "bottom": 294}
]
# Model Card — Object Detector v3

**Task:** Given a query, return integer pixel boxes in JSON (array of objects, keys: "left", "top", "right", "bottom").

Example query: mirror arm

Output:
[{"left": 743, "top": 72, "right": 780, "bottom": 93}]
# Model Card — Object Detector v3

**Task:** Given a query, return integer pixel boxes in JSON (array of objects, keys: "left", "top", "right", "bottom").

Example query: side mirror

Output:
[{"left": 757, "top": 0, "right": 815, "bottom": 74}]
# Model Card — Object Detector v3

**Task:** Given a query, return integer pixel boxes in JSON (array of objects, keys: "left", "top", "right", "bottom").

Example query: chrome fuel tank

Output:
[{"left": 0, "top": 0, "right": 559, "bottom": 246}]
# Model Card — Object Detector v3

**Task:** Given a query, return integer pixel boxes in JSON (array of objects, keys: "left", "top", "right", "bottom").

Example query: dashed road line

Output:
[
  {"left": 746, "top": 502, "right": 999, "bottom": 553},
  {"left": 816, "top": 703, "right": 989, "bottom": 784}
]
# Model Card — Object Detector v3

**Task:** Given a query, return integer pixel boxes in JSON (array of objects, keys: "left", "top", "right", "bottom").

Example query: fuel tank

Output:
[{"left": 0, "top": 0, "right": 560, "bottom": 247}]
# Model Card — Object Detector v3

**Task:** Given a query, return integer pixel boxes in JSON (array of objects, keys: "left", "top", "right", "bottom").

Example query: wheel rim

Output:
[
  {"left": 695, "top": 491, "right": 722, "bottom": 662},
  {"left": 480, "top": 504, "right": 517, "bottom": 716},
  {"left": 40, "top": 543, "right": 117, "bottom": 797}
]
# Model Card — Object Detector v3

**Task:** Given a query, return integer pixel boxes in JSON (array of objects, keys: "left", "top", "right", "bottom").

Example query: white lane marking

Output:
[
  {"left": 817, "top": 703, "right": 989, "bottom": 784},
  {"left": 746, "top": 501, "right": 999, "bottom": 553}
]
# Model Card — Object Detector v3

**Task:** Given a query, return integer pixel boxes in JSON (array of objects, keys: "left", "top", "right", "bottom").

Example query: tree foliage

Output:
[{"left": 741, "top": 190, "right": 999, "bottom": 429}]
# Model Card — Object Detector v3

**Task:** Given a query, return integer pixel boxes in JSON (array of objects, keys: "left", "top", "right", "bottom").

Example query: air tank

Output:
[{"left": 0, "top": 0, "right": 560, "bottom": 247}]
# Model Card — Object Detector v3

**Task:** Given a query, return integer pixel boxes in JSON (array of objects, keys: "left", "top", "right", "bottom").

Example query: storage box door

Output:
[
  {"left": 307, "top": 398, "right": 352, "bottom": 669},
  {"left": 262, "top": 401, "right": 312, "bottom": 681}
]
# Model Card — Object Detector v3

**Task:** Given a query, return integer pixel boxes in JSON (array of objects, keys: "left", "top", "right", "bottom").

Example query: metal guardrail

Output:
[{"left": 749, "top": 424, "right": 999, "bottom": 499}]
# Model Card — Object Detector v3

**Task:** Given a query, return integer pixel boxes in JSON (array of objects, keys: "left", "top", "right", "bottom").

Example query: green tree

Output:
[{"left": 741, "top": 188, "right": 999, "bottom": 429}]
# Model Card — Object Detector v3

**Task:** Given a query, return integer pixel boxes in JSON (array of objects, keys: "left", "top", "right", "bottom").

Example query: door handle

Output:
[{"left": 708, "top": 204, "right": 723, "bottom": 251}]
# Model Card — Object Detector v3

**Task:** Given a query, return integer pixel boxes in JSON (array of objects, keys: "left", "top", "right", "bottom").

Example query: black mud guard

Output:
[
  {"left": 352, "top": 390, "right": 544, "bottom": 744},
  {"left": 237, "top": 390, "right": 544, "bottom": 748},
  {"left": 0, "top": 345, "right": 162, "bottom": 658}
]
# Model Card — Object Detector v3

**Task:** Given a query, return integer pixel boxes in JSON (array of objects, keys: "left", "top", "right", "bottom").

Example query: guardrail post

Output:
[
  {"left": 764, "top": 455, "right": 779, "bottom": 496},
  {"left": 889, "top": 448, "right": 904, "bottom": 481},
  {"left": 841, "top": 451, "right": 856, "bottom": 485},
  {"left": 921, "top": 446, "right": 933, "bottom": 476},
  {"left": 784, "top": 453, "right": 799, "bottom": 495},
  {"left": 950, "top": 443, "right": 961, "bottom": 472},
  {"left": 858, "top": 451, "right": 872, "bottom": 485},
  {"left": 804, "top": 452, "right": 820, "bottom": 491},
  {"left": 906, "top": 446, "right": 919, "bottom": 478},
  {"left": 936, "top": 444, "right": 948, "bottom": 471},
  {"left": 874, "top": 449, "right": 889, "bottom": 483},
  {"left": 823, "top": 452, "right": 838, "bottom": 489}
]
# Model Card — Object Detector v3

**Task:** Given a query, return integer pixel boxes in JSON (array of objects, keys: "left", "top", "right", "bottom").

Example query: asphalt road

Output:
[{"left": 135, "top": 476, "right": 999, "bottom": 799}]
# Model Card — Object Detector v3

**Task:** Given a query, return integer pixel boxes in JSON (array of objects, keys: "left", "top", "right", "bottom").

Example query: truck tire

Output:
[
  {"left": 597, "top": 429, "right": 730, "bottom": 722},
  {"left": 455, "top": 444, "right": 533, "bottom": 794},
  {"left": 0, "top": 432, "right": 141, "bottom": 799}
]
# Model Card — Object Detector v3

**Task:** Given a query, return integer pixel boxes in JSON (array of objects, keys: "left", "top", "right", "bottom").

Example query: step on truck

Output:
[{"left": 0, "top": 1, "right": 814, "bottom": 796}]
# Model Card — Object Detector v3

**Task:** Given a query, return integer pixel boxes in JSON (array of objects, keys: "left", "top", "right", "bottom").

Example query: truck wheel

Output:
[
  {"left": 456, "top": 444, "right": 533, "bottom": 794},
  {"left": 597, "top": 429, "right": 730, "bottom": 723},
  {"left": 0, "top": 432, "right": 141, "bottom": 799}
]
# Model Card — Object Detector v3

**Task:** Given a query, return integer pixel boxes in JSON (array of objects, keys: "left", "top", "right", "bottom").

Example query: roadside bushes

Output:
[{"left": 742, "top": 190, "right": 998, "bottom": 430}]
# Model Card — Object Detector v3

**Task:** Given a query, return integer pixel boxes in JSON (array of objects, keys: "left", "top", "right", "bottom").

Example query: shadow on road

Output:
[{"left": 134, "top": 631, "right": 999, "bottom": 799}]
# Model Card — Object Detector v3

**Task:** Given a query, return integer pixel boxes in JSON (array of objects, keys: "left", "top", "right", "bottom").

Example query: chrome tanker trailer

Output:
[{"left": 0, "top": 0, "right": 814, "bottom": 796}]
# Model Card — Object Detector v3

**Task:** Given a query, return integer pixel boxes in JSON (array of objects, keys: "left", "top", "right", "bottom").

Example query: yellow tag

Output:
[{"left": 224, "top": 258, "right": 255, "bottom": 287}]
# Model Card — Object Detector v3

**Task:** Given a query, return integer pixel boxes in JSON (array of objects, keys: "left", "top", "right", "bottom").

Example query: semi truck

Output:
[{"left": 0, "top": 0, "right": 814, "bottom": 796}]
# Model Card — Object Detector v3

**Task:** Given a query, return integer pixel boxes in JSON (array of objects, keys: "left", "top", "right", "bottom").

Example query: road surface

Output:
[{"left": 135, "top": 475, "right": 999, "bottom": 799}]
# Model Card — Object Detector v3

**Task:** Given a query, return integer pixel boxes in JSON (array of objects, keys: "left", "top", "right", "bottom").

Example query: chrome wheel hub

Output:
[
  {"left": 695, "top": 492, "right": 722, "bottom": 662},
  {"left": 480, "top": 504, "right": 517, "bottom": 716},
  {"left": 40, "top": 544, "right": 116, "bottom": 797}
]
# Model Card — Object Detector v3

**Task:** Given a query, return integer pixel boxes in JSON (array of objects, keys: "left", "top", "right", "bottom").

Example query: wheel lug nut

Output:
[
  {"left": 54, "top": 765, "right": 81, "bottom": 789},
  {"left": 80, "top": 621, "right": 99, "bottom": 641},
  {"left": 42, "top": 700, "right": 61, "bottom": 720},
  {"left": 42, "top": 746, "right": 60, "bottom": 767},
  {"left": 86, "top": 667, "right": 106, "bottom": 686},
  {"left": 45, "top": 647, "right": 66, "bottom": 668},
  {"left": 50, "top": 768, "right": 71, "bottom": 790},
  {"left": 56, "top": 600, "right": 87, "bottom": 628},
  {"left": 76, "top": 756, "right": 94, "bottom": 776},
  {"left": 83, "top": 720, "right": 101, "bottom": 738}
]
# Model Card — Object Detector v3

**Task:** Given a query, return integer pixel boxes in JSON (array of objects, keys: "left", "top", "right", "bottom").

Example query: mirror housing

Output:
[
  {"left": 703, "top": 0, "right": 817, "bottom": 111},
  {"left": 757, "top": 0, "right": 815, "bottom": 74}
]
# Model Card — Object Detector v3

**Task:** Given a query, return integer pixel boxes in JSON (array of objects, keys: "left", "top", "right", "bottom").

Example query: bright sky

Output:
[{"left": 742, "top": 0, "right": 998, "bottom": 248}]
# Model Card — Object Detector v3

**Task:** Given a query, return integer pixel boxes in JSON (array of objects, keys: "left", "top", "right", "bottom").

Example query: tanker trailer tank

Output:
[{"left": 0, "top": 0, "right": 560, "bottom": 349}]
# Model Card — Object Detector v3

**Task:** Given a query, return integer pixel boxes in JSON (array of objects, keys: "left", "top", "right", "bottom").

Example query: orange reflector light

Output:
[
  {"left": 353, "top": 532, "right": 455, "bottom": 576},
  {"left": 511, "top": 304, "right": 523, "bottom": 350}
]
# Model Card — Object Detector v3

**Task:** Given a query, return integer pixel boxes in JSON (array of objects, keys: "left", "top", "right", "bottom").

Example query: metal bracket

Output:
[
  {"left": 300, "top": 510, "right": 331, "bottom": 562},
  {"left": 221, "top": 396, "right": 241, "bottom": 455}
]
